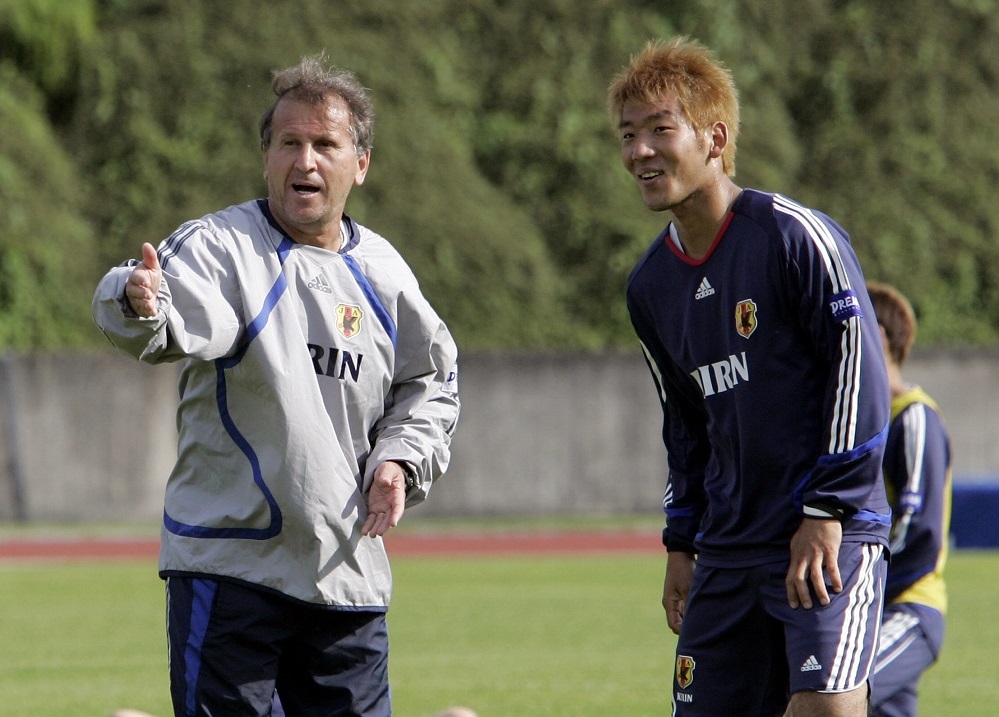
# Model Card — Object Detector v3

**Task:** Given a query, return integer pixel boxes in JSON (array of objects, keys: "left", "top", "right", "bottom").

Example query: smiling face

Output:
[
  {"left": 263, "top": 95, "right": 370, "bottom": 250},
  {"left": 618, "top": 94, "right": 718, "bottom": 214}
]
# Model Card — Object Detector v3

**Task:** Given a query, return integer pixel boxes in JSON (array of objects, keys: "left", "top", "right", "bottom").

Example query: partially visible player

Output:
[
  {"left": 867, "top": 281, "right": 952, "bottom": 717},
  {"left": 609, "top": 37, "right": 892, "bottom": 716}
]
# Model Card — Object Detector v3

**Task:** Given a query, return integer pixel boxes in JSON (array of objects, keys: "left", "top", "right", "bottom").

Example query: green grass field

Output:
[{"left": 1, "top": 536, "right": 996, "bottom": 717}]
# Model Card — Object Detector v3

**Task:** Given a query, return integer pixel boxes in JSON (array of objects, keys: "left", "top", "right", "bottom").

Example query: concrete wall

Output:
[
  {"left": 0, "top": 353, "right": 178, "bottom": 522},
  {"left": 1, "top": 349, "right": 997, "bottom": 523}
]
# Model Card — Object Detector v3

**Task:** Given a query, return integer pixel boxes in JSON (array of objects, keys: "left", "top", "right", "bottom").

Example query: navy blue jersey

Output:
[
  {"left": 627, "top": 190, "right": 891, "bottom": 567},
  {"left": 882, "top": 387, "right": 951, "bottom": 610}
]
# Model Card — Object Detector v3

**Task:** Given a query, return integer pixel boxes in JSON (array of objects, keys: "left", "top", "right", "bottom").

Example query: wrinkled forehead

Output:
[
  {"left": 271, "top": 94, "right": 353, "bottom": 134},
  {"left": 274, "top": 92, "right": 349, "bottom": 119}
]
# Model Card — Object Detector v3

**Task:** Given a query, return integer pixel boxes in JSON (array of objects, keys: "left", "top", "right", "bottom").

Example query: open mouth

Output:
[
  {"left": 292, "top": 183, "right": 321, "bottom": 195},
  {"left": 639, "top": 170, "right": 663, "bottom": 181}
]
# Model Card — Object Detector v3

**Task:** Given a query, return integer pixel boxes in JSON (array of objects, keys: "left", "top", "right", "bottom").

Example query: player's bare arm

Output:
[
  {"left": 785, "top": 517, "right": 843, "bottom": 609},
  {"left": 785, "top": 682, "right": 869, "bottom": 717},
  {"left": 361, "top": 460, "right": 407, "bottom": 538},
  {"left": 125, "top": 242, "right": 162, "bottom": 318},
  {"left": 663, "top": 551, "right": 695, "bottom": 634}
]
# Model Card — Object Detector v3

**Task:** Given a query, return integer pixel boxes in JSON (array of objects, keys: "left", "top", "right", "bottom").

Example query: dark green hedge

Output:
[{"left": 2, "top": 0, "right": 996, "bottom": 350}]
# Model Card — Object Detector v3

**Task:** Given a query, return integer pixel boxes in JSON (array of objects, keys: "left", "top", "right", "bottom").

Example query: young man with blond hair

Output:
[{"left": 610, "top": 38, "right": 891, "bottom": 716}]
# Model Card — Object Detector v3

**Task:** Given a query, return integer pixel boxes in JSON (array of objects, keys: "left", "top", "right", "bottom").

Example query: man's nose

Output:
[
  {"left": 295, "top": 145, "right": 318, "bottom": 170},
  {"left": 631, "top": 137, "right": 656, "bottom": 160}
]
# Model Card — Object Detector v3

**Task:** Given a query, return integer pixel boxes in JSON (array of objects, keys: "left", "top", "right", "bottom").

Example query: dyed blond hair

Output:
[{"left": 607, "top": 37, "right": 740, "bottom": 176}]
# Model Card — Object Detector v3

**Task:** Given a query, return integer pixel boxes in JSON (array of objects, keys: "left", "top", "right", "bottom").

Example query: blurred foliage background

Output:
[{"left": 1, "top": 0, "right": 996, "bottom": 352}]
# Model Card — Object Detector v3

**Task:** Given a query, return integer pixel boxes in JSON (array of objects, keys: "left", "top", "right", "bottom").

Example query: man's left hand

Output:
[
  {"left": 361, "top": 461, "right": 407, "bottom": 538},
  {"left": 785, "top": 517, "right": 843, "bottom": 609}
]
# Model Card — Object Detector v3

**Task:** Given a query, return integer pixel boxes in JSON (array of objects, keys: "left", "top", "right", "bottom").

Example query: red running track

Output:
[{"left": 0, "top": 531, "right": 663, "bottom": 562}]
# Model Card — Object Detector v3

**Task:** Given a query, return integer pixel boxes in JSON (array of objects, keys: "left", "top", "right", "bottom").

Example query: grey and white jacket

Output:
[{"left": 93, "top": 199, "right": 460, "bottom": 608}]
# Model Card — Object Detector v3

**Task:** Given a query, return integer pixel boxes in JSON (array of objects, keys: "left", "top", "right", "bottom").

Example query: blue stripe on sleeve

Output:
[{"left": 792, "top": 422, "right": 889, "bottom": 512}]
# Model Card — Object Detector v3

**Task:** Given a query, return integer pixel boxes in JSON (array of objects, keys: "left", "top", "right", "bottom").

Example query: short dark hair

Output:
[
  {"left": 867, "top": 281, "right": 917, "bottom": 366},
  {"left": 258, "top": 54, "right": 374, "bottom": 155}
]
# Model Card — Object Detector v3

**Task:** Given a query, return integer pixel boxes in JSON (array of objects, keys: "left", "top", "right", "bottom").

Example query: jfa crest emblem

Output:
[
  {"left": 336, "top": 304, "right": 363, "bottom": 339},
  {"left": 735, "top": 299, "right": 758, "bottom": 339},
  {"left": 676, "top": 655, "right": 696, "bottom": 689}
]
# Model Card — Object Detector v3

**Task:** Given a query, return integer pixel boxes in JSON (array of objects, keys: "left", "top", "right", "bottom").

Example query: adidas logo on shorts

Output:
[{"left": 800, "top": 655, "right": 822, "bottom": 672}]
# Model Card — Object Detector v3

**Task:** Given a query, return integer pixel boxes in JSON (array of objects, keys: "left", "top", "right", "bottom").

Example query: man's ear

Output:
[
  {"left": 354, "top": 148, "right": 371, "bottom": 186},
  {"left": 707, "top": 121, "right": 729, "bottom": 160}
]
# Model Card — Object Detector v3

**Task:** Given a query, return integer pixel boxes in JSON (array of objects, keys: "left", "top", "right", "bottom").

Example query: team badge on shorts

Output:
[
  {"left": 336, "top": 304, "right": 363, "bottom": 339},
  {"left": 675, "top": 655, "right": 696, "bottom": 689},
  {"left": 735, "top": 299, "right": 758, "bottom": 338}
]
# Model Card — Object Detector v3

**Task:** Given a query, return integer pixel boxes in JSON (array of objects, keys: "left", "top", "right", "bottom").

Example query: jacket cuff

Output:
[
  {"left": 803, "top": 502, "right": 846, "bottom": 520},
  {"left": 399, "top": 461, "right": 421, "bottom": 495}
]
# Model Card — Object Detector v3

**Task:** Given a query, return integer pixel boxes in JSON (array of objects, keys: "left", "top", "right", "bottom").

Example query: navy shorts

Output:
[
  {"left": 870, "top": 602, "right": 945, "bottom": 717},
  {"left": 672, "top": 542, "right": 886, "bottom": 716},
  {"left": 166, "top": 576, "right": 390, "bottom": 717}
]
